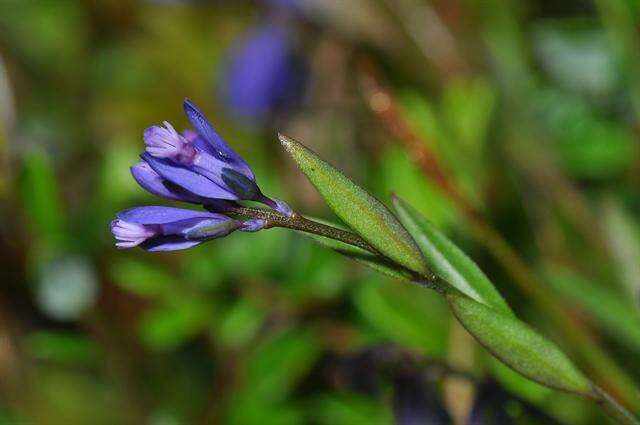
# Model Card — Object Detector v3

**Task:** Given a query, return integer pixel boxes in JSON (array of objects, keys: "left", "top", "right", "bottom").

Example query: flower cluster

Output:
[{"left": 110, "top": 99, "right": 291, "bottom": 251}]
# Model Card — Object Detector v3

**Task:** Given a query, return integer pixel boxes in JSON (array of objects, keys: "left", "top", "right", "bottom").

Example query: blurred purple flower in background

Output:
[
  {"left": 220, "top": 24, "right": 307, "bottom": 123},
  {"left": 110, "top": 99, "right": 288, "bottom": 251}
]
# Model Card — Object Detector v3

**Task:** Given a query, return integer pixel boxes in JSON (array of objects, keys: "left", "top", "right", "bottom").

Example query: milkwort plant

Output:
[
  {"left": 111, "top": 99, "right": 291, "bottom": 251},
  {"left": 111, "top": 101, "right": 639, "bottom": 425}
]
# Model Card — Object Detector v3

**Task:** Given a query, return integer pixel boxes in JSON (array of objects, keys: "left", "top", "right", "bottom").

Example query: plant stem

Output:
[
  {"left": 222, "top": 205, "right": 378, "bottom": 254},
  {"left": 591, "top": 386, "right": 640, "bottom": 425},
  {"left": 221, "top": 204, "right": 442, "bottom": 291},
  {"left": 358, "top": 63, "right": 640, "bottom": 412},
  {"left": 222, "top": 207, "right": 640, "bottom": 424}
]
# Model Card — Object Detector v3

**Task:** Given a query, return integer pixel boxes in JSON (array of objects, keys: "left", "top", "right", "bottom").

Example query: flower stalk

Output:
[
  {"left": 591, "top": 386, "right": 640, "bottom": 425},
  {"left": 217, "top": 204, "right": 444, "bottom": 292},
  {"left": 219, "top": 204, "right": 377, "bottom": 253},
  {"left": 110, "top": 100, "right": 639, "bottom": 425}
]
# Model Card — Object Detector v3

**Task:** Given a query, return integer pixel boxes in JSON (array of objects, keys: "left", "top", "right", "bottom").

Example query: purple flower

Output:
[
  {"left": 140, "top": 99, "right": 291, "bottom": 215},
  {"left": 111, "top": 100, "right": 290, "bottom": 251},
  {"left": 221, "top": 24, "right": 307, "bottom": 122},
  {"left": 143, "top": 122, "right": 197, "bottom": 162},
  {"left": 111, "top": 206, "right": 244, "bottom": 251},
  {"left": 130, "top": 161, "right": 204, "bottom": 204}
]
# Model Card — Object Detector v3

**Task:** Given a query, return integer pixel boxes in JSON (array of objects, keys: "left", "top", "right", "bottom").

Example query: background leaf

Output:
[
  {"left": 312, "top": 392, "right": 393, "bottom": 425},
  {"left": 354, "top": 277, "right": 449, "bottom": 357}
]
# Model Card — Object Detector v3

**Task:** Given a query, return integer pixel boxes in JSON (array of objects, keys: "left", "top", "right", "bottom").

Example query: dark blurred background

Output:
[{"left": 0, "top": 0, "right": 639, "bottom": 424}]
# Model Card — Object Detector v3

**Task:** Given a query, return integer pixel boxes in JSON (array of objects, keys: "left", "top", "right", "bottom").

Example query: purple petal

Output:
[
  {"left": 131, "top": 161, "right": 202, "bottom": 203},
  {"left": 202, "top": 200, "right": 241, "bottom": 213},
  {"left": 160, "top": 216, "right": 236, "bottom": 236},
  {"left": 189, "top": 132, "right": 218, "bottom": 157},
  {"left": 183, "top": 150, "right": 260, "bottom": 200},
  {"left": 146, "top": 143, "right": 260, "bottom": 201},
  {"left": 182, "top": 129, "right": 198, "bottom": 143},
  {"left": 189, "top": 141, "right": 258, "bottom": 198},
  {"left": 144, "top": 122, "right": 181, "bottom": 157},
  {"left": 141, "top": 236, "right": 203, "bottom": 252},
  {"left": 117, "top": 206, "right": 227, "bottom": 225},
  {"left": 190, "top": 149, "right": 232, "bottom": 182},
  {"left": 180, "top": 217, "right": 241, "bottom": 240},
  {"left": 183, "top": 99, "right": 253, "bottom": 174},
  {"left": 111, "top": 218, "right": 157, "bottom": 248},
  {"left": 240, "top": 218, "right": 267, "bottom": 232},
  {"left": 142, "top": 153, "right": 238, "bottom": 200},
  {"left": 144, "top": 122, "right": 197, "bottom": 164},
  {"left": 270, "top": 198, "right": 293, "bottom": 217},
  {"left": 191, "top": 135, "right": 255, "bottom": 180},
  {"left": 256, "top": 194, "right": 294, "bottom": 217},
  {"left": 112, "top": 207, "right": 239, "bottom": 252}
]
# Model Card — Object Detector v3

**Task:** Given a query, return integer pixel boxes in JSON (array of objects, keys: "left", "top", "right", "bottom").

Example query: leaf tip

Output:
[
  {"left": 278, "top": 133, "right": 296, "bottom": 152},
  {"left": 391, "top": 193, "right": 407, "bottom": 211}
]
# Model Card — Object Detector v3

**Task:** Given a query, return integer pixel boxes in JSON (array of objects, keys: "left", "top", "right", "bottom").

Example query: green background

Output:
[{"left": 0, "top": 1, "right": 639, "bottom": 423}]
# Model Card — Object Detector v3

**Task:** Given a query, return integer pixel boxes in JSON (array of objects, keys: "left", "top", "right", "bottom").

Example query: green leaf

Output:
[
  {"left": 278, "top": 134, "right": 427, "bottom": 275},
  {"left": 241, "top": 328, "right": 320, "bottom": 404},
  {"left": 217, "top": 299, "right": 266, "bottom": 348},
  {"left": 138, "top": 298, "right": 212, "bottom": 351},
  {"left": 530, "top": 88, "right": 634, "bottom": 180},
  {"left": 297, "top": 217, "right": 411, "bottom": 280},
  {"left": 25, "top": 331, "right": 100, "bottom": 366},
  {"left": 109, "top": 258, "right": 176, "bottom": 298},
  {"left": 354, "top": 277, "right": 448, "bottom": 357},
  {"left": 392, "top": 196, "right": 512, "bottom": 316},
  {"left": 448, "top": 293, "right": 592, "bottom": 396},
  {"left": 545, "top": 267, "right": 640, "bottom": 354},
  {"left": 490, "top": 358, "right": 552, "bottom": 403},
  {"left": 602, "top": 199, "right": 640, "bottom": 299},
  {"left": 441, "top": 77, "right": 496, "bottom": 152},
  {"left": 281, "top": 240, "right": 346, "bottom": 300},
  {"left": 301, "top": 230, "right": 413, "bottom": 281},
  {"left": 227, "top": 401, "right": 304, "bottom": 425},
  {"left": 313, "top": 393, "right": 393, "bottom": 425},
  {"left": 376, "top": 146, "right": 458, "bottom": 230},
  {"left": 226, "top": 328, "right": 320, "bottom": 424},
  {"left": 19, "top": 149, "right": 66, "bottom": 249}
]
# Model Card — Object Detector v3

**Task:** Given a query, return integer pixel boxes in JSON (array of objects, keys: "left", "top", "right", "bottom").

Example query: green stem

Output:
[
  {"left": 224, "top": 205, "right": 378, "bottom": 254},
  {"left": 223, "top": 205, "right": 442, "bottom": 291},
  {"left": 591, "top": 386, "right": 640, "bottom": 425},
  {"left": 224, "top": 205, "right": 640, "bottom": 424}
]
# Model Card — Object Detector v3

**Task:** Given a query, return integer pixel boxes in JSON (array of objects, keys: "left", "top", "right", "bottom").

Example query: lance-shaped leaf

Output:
[
  {"left": 298, "top": 216, "right": 414, "bottom": 280},
  {"left": 279, "top": 134, "right": 427, "bottom": 275},
  {"left": 393, "top": 196, "right": 513, "bottom": 316},
  {"left": 303, "top": 232, "right": 414, "bottom": 281},
  {"left": 448, "top": 292, "right": 592, "bottom": 396}
]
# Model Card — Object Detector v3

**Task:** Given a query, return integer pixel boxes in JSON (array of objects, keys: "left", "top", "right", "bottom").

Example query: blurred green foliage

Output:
[{"left": 1, "top": 0, "right": 639, "bottom": 424}]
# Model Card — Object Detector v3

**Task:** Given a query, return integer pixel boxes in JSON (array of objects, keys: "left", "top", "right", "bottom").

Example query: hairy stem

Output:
[
  {"left": 222, "top": 205, "right": 378, "bottom": 254},
  {"left": 591, "top": 386, "right": 640, "bottom": 425},
  {"left": 221, "top": 204, "right": 442, "bottom": 291},
  {"left": 223, "top": 204, "right": 640, "bottom": 422}
]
